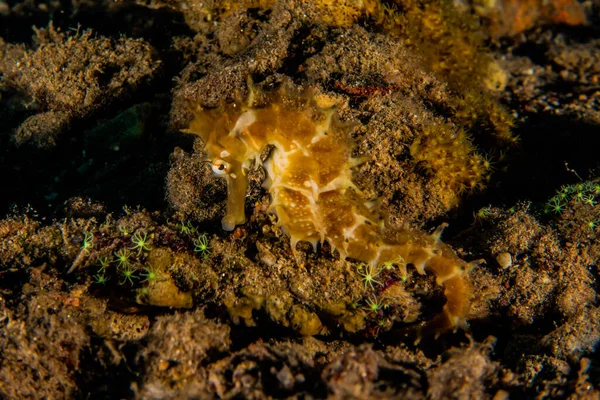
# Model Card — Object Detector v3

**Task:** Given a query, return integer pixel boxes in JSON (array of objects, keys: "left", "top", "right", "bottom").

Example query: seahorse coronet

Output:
[{"left": 185, "top": 79, "right": 473, "bottom": 336}]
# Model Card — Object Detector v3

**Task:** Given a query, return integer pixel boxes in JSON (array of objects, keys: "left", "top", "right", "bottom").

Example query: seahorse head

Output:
[{"left": 185, "top": 101, "right": 263, "bottom": 231}]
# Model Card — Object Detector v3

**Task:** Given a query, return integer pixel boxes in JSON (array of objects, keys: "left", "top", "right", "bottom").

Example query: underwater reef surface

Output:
[{"left": 0, "top": 0, "right": 599, "bottom": 398}]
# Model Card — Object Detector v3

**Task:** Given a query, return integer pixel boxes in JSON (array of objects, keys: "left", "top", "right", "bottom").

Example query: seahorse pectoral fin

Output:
[{"left": 222, "top": 168, "right": 248, "bottom": 231}]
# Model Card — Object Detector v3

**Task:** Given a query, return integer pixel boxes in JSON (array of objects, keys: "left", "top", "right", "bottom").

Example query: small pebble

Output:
[{"left": 496, "top": 252, "right": 512, "bottom": 269}]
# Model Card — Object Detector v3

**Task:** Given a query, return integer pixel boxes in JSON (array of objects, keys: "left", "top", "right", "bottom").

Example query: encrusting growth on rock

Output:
[{"left": 184, "top": 79, "right": 475, "bottom": 336}]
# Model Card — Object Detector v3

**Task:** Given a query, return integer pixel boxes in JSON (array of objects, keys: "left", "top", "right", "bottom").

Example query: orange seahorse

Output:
[{"left": 184, "top": 80, "right": 473, "bottom": 336}]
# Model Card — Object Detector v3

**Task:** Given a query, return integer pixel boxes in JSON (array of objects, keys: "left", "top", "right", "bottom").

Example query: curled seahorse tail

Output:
[{"left": 417, "top": 254, "right": 473, "bottom": 340}]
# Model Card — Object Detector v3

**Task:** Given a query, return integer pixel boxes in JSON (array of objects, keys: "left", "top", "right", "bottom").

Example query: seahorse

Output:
[{"left": 184, "top": 81, "right": 473, "bottom": 336}]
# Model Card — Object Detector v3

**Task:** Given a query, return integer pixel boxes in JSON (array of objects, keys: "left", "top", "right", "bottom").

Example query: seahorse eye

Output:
[{"left": 211, "top": 159, "right": 230, "bottom": 176}]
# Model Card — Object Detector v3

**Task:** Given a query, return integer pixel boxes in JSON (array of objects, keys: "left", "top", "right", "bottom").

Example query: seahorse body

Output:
[{"left": 185, "top": 83, "right": 472, "bottom": 334}]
